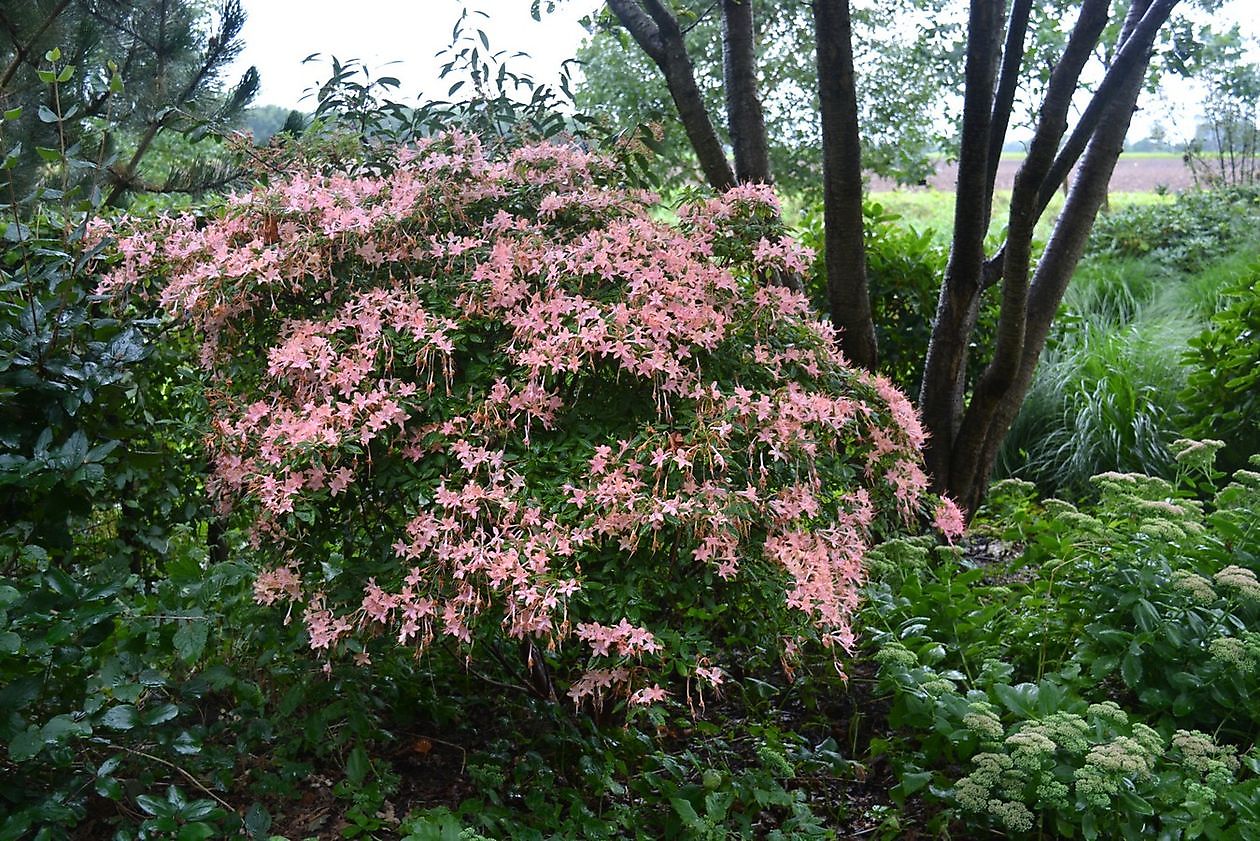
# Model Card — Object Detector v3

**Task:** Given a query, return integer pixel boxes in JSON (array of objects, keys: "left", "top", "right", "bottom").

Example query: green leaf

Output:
[
  {"left": 37, "top": 105, "right": 59, "bottom": 123},
  {"left": 173, "top": 618, "right": 208, "bottom": 663},
  {"left": 177, "top": 823, "right": 216, "bottom": 841},
  {"left": 141, "top": 703, "right": 179, "bottom": 726},
  {"left": 136, "top": 793, "right": 171, "bottom": 817},
  {"left": 993, "top": 682, "right": 1039, "bottom": 717},
  {"left": 0, "top": 631, "right": 19, "bottom": 653},
  {"left": 182, "top": 800, "right": 219, "bottom": 821},
  {"left": 670, "top": 796, "right": 702, "bottom": 828},
  {"left": 8, "top": 726, "right": 42, "bottom": 762},
  {"left": 42, "top": 714, "right": 90, "bottom": 742},
  {"left": 95, "top": 775, "right": 123, "bottom": 800},
  {"left": 345, "top": 744, "right": 369, "bottom": 786},
  {"left": 100, "top": 704, "right": 139, "bottom": 730},
  {"left": 244, "top": 803, "right": 271, "bottom": 840},
  {"left": 35, "top": 146, "right": 62, "bottom": 163},
  {"left": 2, "top": 107, "right": 20, "bottom": 121},
  {"left": 1120, "top": 651, "right": 1143, "bottom": 688}
]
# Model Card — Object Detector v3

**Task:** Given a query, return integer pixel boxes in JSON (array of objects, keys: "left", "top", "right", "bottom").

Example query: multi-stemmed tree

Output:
[{"left": 597, "top": 0, "right": 1185, "bottom": 515}]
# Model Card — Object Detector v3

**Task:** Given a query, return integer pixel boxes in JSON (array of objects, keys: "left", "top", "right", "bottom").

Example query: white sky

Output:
[
  {"left": 226, "top": 1, "right": 601, "bottom": 110},
  {"left": 225, "top": 0, "right": 1258, "bottom": 144}
]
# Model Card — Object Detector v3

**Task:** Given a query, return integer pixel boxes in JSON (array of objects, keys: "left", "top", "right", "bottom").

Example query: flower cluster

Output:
[{"left": 101, "top": 132, "right": 952, "bottom": 706}]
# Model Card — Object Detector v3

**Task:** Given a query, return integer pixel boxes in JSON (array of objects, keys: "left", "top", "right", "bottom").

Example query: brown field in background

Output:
[{"left": 869, "top": 154, "right": 1196, "bottom": 193}]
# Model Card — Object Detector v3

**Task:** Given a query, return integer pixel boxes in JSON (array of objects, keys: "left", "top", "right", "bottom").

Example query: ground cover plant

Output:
[{"left": 863, "top": 447, "right": 1260, "bottom": 838}]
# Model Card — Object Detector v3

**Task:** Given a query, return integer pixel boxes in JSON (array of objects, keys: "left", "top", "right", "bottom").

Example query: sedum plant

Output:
[{"left": 98, "top": 133, "right": 957, "bottom": 710}]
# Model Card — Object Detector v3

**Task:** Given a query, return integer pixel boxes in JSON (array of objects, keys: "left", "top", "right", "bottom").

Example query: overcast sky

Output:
[
  {"left": 225, "top": 1, "right": 1258, "bottom": 144},
  {"left": 226, "top": 1, "right": 601, "bottom": 110}
]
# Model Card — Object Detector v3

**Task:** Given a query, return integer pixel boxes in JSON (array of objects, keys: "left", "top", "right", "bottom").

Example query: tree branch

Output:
[
  {"left": 1033, "top": 0, "right": 1180, "bottom": 215},
  {"left": 984, "top": 0, "right": 1033, "bottom": 199},
  {"left": 0, "top": 0, "right": 73, "bottom": 91},
  {"left": 606, "top": 0, "right": 736, "bottom": 189}
]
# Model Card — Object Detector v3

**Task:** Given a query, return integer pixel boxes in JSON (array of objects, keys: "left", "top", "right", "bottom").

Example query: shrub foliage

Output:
[{"left": 101, "top": 134, "right": 954, "bottom": 708}]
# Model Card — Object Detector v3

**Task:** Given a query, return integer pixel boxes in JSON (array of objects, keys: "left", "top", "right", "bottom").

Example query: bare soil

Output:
[{"left": 871, "top": 154, "right": 1195, "bottom": 192}]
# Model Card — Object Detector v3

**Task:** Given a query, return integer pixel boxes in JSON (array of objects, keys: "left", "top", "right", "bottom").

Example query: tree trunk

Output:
[
  {"left": 918, "top": 0, "right": 1004, "bottom": 489},
  {"left": 948, "top": 0, "right": 1110, "bottom": 507},
  {"left": 607, "top": 0, "right": 737, "bottom": 190},
  {"left": 813, "top": 0, "right": 877, "bottom": 370},
  {"left": 721, "top": 0, "right": 772, "bottom": 184},
  {"left": 946, "top": 0, "right": 1176, "bottom": 514},
  {"left": 603, "top": 0, "right": 1185, "bottom": 514}
]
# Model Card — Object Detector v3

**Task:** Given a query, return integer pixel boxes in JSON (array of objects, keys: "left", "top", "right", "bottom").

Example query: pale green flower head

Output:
[
  {"left": 1084, "top": 735, "right": 1157, "bottom": 777},
  {"left": 873, "top": 640, "right": 918, "bottom": 671},
  {"left": 920, "top": 677, "right": 958, "bottom": 698},
  {"left": 1030, "top": 712, "right": 1090, "bottom": 755},
  {"left": 955, "top": 753, "right": 1019, "bottom": 815},
  {"left": 865, "top": 536, "right": 932, "bottom": 579},
  {"left": 1214, "top": 565, "right": 1260, "bottom": 606},
  {"left": 987, "top": 799, "right": 1033, "bottom": 833},
  {"left": 1087, "top": 701, "right": 1128, "bottom": 728},
  {"left": 1172, "top": 569, "right": 1217, "bottom": 605},
  {"left": 1036, "top": 777, "right": 1070, "bottom": 809},
  {"left": 1005, "top": 729, "right": 1057, "bottom": 763},
  {"left": 1208, "top": 636, "right": 1254, "bottom": 674},
  {"left": 962, "top": 701, "right": 1005, "bottom": 744},
  {"left": 1170, "top": 437, "right": 1224, "bottom": 476},
  {"left": 1171, "top": 729, "right": 1240, "bottom": 779}
]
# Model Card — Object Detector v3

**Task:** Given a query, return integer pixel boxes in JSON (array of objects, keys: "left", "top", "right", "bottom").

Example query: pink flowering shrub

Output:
[{"left": 100, "top": 133, "right": 955, "bottom": 709}]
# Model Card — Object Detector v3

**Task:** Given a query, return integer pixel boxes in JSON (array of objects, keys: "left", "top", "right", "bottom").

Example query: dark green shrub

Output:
[
  {"left": 0, "top": 49, "right": 255, "bottom": 839},
  {"left": 1181, "top": 258, "right": 1260, "bottom": 474},
  {"left": 1089, "top": 187, "right": 1260, "bottom": 272},
  {"left": 796, "top": 200, "right": 999, "bottom": 396}
]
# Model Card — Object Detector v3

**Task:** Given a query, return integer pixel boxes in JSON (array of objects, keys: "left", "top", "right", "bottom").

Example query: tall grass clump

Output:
[
  {"left": 997, "top": 315, "right": 1194, "bottom": 495},
  {"left": 997, "top": 188, "right": 1260, "bottom": 498}
]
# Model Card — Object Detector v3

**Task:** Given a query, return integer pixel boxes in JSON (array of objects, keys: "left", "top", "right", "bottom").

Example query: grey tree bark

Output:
[
  {"left": 722, "top": 0, "right": 773, "bottom": 184},
  {"left": 814, "top": 0, "right": 878, "bottom": 369}
]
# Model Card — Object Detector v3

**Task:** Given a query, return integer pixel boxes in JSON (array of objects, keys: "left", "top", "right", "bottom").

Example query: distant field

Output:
[
  {"left": 871, "top": 152, "right": 1195, "bottom": 193},
  {"left": 870, "top": 190, "right": 1174, "bottom": 245}
]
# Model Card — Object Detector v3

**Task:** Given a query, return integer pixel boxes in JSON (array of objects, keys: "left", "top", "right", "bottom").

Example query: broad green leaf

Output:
[
  {"left": 1120, "top": 651, "right": 1143, "bottom": 688},
  {"left": 345, "top": 744, "right": 369, "bottom": 786},
  {"left": 141, "top": 703, "right": 179, "bottom": 726},
  {"left": 99, "top": 704, "right": 139, "bottom": 730},
  {"left": 173, "top": 618, "right": 208, "bottom": 663},
  {"left": 8, "top": 727, "right": 42, "bottom": 762},
  {"left": 41, "top": 714, "right": 90, "bottom": 742}
]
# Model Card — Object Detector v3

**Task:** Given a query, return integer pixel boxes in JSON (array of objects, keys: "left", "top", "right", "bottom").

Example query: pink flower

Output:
[
  {"left": 934, "top": 497, "right": 967, "bottom": 542},
  {"left": 628, "top": 684, "right": 668, "bottom": 706}
]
